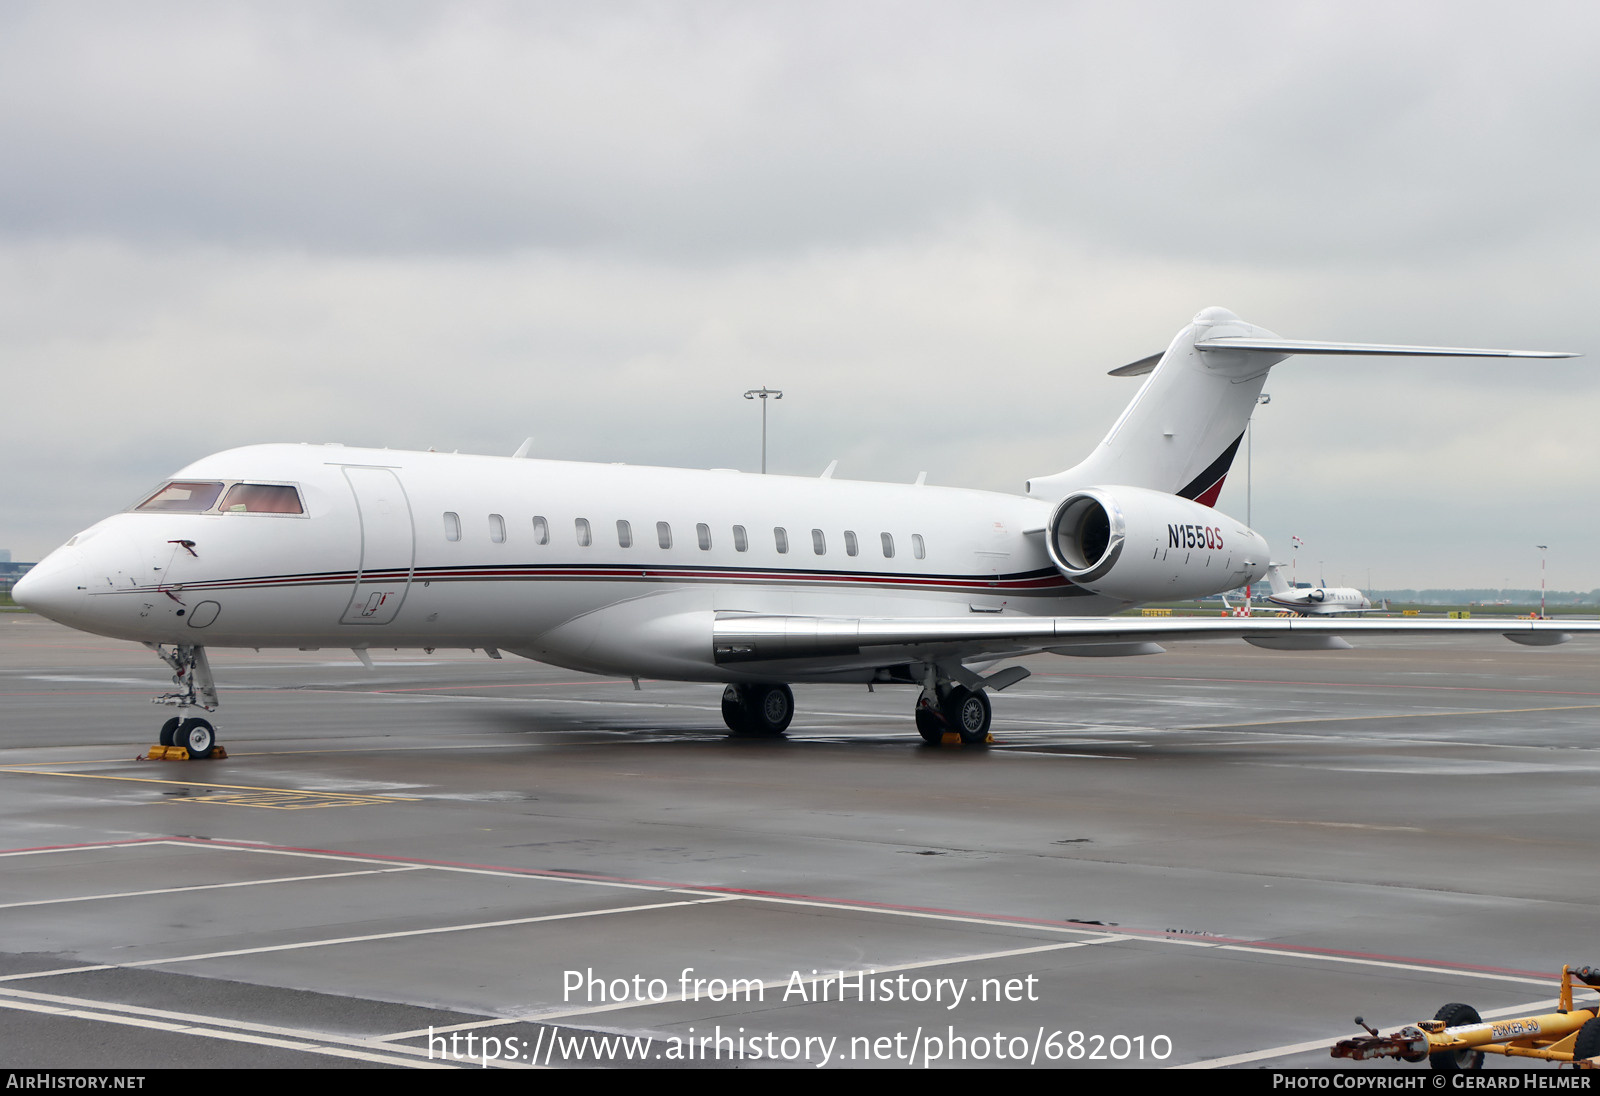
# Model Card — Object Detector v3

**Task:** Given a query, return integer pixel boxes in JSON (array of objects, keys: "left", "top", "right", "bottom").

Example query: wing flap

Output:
[{"left": 712, "top": 613, "right": 1594, "bottom": 666}]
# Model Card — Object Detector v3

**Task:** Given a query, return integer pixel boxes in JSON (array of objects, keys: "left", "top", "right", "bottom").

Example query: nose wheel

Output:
[{"left": 147, "top": 644, "right": 224, "bottom": 760}]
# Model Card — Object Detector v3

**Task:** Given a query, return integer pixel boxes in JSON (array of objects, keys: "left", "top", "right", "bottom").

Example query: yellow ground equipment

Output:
[{"left": 1330, "top": 965, "right": 1600, "bottom": 1070}]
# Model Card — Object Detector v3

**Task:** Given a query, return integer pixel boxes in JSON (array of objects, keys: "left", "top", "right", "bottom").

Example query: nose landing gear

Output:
[{"left": 146, "top": 643, "right": 223, "bottom": 760}]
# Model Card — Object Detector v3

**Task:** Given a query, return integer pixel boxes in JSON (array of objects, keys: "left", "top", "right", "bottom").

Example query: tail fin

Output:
[
  {"left": 1027, "top": 307, "right": 1275, "bottom": 502},
  {"left": 1264, "top": 564, "right": 1291, "bottom": 596},
  {"left": 1026, "top": 306, "right": 1576, "bottom": 503}
]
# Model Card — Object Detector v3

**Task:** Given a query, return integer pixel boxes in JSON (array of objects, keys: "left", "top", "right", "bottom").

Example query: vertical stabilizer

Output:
[
  {"left": 1027, "top": 307, "right": 1283, "bottom": 502},
  {"left": 1264, "top": 564, "right": 1291, "bottom": 596}
]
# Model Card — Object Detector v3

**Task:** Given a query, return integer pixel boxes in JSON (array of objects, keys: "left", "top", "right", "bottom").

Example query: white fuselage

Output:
[
  {"left": 24, "top": 444, "right": 1090, "bottom": 680},
  {"left": 1265, "top": 587, "right": 1373, "bottom": 614}
]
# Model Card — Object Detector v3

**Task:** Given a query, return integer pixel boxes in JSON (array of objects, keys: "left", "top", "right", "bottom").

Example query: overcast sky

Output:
[{"left": 3, "top": 1, "right": 1596, "bottom": 589}]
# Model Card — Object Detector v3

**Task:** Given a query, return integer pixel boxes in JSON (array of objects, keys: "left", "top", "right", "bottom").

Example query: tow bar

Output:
[{"left": 1331, "top": 965, "right": 1600, "bottom": 1070}]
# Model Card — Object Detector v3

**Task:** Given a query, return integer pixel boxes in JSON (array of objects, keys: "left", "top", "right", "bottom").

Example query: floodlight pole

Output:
[
  {"left": 1243, "top": 393, "right": 1270, "bottom": 611},
  {"left": 1536, "top": 545, "right": 1548, "bottom": 618},
  {"left": 743, "top": 387, "right": 783, "bottom": 474}
]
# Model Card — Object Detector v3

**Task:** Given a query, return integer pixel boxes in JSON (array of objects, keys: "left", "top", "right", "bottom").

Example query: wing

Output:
[{"left": 712, "top": 613, "right": 1593, "bottom": 672}]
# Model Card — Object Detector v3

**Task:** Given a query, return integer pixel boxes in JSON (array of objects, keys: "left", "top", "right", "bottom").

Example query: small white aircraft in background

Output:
[
  {"left": 15, "top": 307, "right": 1590, "bottom": 755},
  {"left": 1262, "top": 565, "right": 1380, "bottom": 615}
]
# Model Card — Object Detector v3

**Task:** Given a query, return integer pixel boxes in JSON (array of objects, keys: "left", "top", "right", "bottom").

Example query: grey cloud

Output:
[{"left": 1, "top": 2, "right": 1597, "bottom": 263}]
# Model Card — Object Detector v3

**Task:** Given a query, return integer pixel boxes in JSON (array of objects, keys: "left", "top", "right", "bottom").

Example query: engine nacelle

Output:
[{"left": 1046, "top": 485, "right": 1269, "bottom": 602}]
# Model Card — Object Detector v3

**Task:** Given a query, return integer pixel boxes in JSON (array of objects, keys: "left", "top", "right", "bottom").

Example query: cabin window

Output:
[
  {"left": 844, "top": 530, "right": 858, "bottom": 557},
  {"left": 657, "top": 522, "right": 673, "bottom": 549},
  {"left": 616, "top": 519, "right": 633, "bottom": 548},
  {"left": 575, "top": 518, "right": 592, "bottom": 547},
  {"left": 444, "top": 512, "right": 461, "bottom": 542},
  {"left": 912, "top": 533, "right": 926, "bottom": 560},
  {"left": 220, "top": 483, "right": 303, "bottom": 514},
  {"left": 697, "top": 523, "right": 712, "bottom": 550},
  {"left": 532, "top": 515, "right": 549, "bottom": 545},
  {"left": 733, "top": 525, "right": 748, "bottom": 552},
  {"left": 812, "top": 529, "right": 826, "bottom": 555},
  {"left": 489, "top": 514, "right": 506, "bottom": 543},
  {"left": 136, "top": 481, "right": 225, "bottom": 513},
  {"left": 881, "top": 532, "right": 894, "bottom": 558},
  {"left": 774, "top": 527, "right": 789, "bottom": 554}
]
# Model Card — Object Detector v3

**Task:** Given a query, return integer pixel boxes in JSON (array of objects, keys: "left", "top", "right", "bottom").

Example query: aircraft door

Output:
[{"left": 340, "top": 467, "right": 415, "bottom": 625}]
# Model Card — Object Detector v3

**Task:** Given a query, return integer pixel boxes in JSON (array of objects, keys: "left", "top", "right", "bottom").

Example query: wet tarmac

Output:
[{"left": 3, "top": 613, "right": 1597, "bottom": 1069}]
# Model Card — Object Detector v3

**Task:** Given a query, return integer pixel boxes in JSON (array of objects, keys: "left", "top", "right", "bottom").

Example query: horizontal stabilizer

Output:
[
  {"left": 1108, "top": 352, "right": 1163, "bottom": 377},
  {"left": 1194, "top": 337, "right": 1576, "bottom": 359},
  {"left": 1108, "top": 338, "right": 1575, "bottom": 376}
]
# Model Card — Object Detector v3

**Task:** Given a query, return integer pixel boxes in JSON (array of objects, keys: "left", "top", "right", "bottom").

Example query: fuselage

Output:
[
  {"left": 1264, "top": 587, "right": 1373, "bottom": 614},
  {"left": 21, "top": 444, "right": 1104, "bottom": 679}
]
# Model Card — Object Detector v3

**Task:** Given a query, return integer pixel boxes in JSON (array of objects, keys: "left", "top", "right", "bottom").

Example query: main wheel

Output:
[
  {"left": 1573, "top": 1016, "right": 1600, "bottom": 1064},
  {"left": 914, "top": 701, "right": 945, "bottom": 744},
  {"left": 942, "top": 686, "right": 991, "bottom": 745},
  {"left": 176, "top": 718, "right": 216, "bottom": 760},
  {"left": 748, "top": 684, "right": 794, "bottom": 735},
  {"left": 1428, "top": 1003, "right": 1484, "bottom": 1072},
  {"left": 159, "top": 717, "right": 180, "bottom": 747},
  {"left": 721, "top": 685, "right": 753, "bottom": 734}
]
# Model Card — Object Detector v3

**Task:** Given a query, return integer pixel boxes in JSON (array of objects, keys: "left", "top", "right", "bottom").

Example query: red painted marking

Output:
[
  {"left": 1193, "top": 476, "right": 1226, "bottom": 508},
  {"left": 0, "top": 835, "right": 1554, "bottom": 982}
]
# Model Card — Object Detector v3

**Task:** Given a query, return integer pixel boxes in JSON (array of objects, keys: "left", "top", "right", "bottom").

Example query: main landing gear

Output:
[
  {"left": 721, "top": 683, "right": 795, "bottom": 736},
  {"left": 915, "top": 682, "right": 993, "bottom": 746},
  {"left": 720, "top": 667, "right": 1004, "bottom": 745},
  {"left": 146, "top": 643, "right": 224, "bottom": 759}
]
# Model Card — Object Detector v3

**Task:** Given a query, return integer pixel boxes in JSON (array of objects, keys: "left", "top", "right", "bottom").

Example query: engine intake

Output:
[{"left": 1045, "top": 485, "right": 1269, "bottom": 603}]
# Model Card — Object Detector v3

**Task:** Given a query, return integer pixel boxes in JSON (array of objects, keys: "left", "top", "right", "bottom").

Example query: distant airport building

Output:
[{"left": 0, "top": 553, "right": 35, "bottom": 594}]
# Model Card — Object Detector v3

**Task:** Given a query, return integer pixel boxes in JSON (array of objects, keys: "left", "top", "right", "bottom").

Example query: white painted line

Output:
[
  {"left": 0, "top": 985, "right": 539, "bottom": 1069},
  {"left": 0, "top": 896, "right": 740, "bottom": 983},
  {"left": 0, "top": 866, "right": 423, "bottom": 909},
  {"left": 378, "top": 937, "right": 1121, "bottom": 1040},
  {"left": 1212, "top": 944, "right": 1561, "bottom": 987},
  {"left": 0, "top": 994, "right": 462, "bottom": 1068},
  {"left": 0, "top": 842, "right": 181, "bottom": 859},
  {"left": 1176, "top": 993, "right": 1600, "bottom": 1069},
  {"left": 14, "top": 837, "right": 1577, "bottom": 1050}
]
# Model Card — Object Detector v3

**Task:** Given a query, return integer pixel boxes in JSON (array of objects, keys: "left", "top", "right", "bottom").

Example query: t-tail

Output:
[{"left": 1025, "top": 306, "right": 1575, "bottom": 503}]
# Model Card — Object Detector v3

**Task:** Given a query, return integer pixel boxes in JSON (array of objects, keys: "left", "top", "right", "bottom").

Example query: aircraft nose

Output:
[{"left": 12, "top": 547, "right": 87, "bottom": 624}]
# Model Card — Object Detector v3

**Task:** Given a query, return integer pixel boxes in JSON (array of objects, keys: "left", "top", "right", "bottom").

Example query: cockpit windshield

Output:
[
  {"left": 133, "top": 480, "right": 304, "bottom": 514},
  {"left": 220, "top": 483, "right": 304, "bottom": 514},
  {"left": 135, "top": 481, "right": 226, "bottom": 512}
]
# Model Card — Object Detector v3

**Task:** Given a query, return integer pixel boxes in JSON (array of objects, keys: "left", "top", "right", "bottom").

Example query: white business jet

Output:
[
  {"left": 1261, "top": 565, "right": 1376, "bottom": 615},
  {"left": 14, "top": 307, "right": 1589, "bottom": 756}
]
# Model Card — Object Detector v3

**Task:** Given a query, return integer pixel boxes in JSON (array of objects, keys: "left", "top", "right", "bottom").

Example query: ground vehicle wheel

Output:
[
  {"left": 176, "top": 718, "right": 216, "bottom": 760},
  {"left": 942, "top": 686, "right": 991, "bottom": 745},
  {"left": 914, "top": 702, "right": 945, "bottom": 744},
  {"left": 1428, "top": 1003, "right": 1484, "bottom": 1072},
  {"left": 1573, "top": 1016, "right": 1600, "bottom": 1063},
  {"left": 159, "top": 717, "right": 180, "bottom": 747}
]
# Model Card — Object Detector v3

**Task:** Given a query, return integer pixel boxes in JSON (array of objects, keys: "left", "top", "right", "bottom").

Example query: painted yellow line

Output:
[{"left": 0, "top": 767, "right": 420, "bottom": 800}]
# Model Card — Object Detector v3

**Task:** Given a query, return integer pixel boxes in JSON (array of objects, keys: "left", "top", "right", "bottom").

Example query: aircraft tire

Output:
[
  {"left": 943, "top": 686, "right": 991, "bottom": 745},
  {"left": 1427, "top": 1003, "right": 1483, "bottom": 1072},
  {"left": 159, "top": 717, "right": 180, "bottom": 747},
  {"left": 748, "top": 684, "right": 794, "bottom": 735},
  {"left": 177, "top": 718, "right": 216, "bottom": 760},
  {"left": 914, "top": 702, "right": 945, "bottom": 744},
  {"left": 721, "top": 686, "right": 753, "bottom": 734}
]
